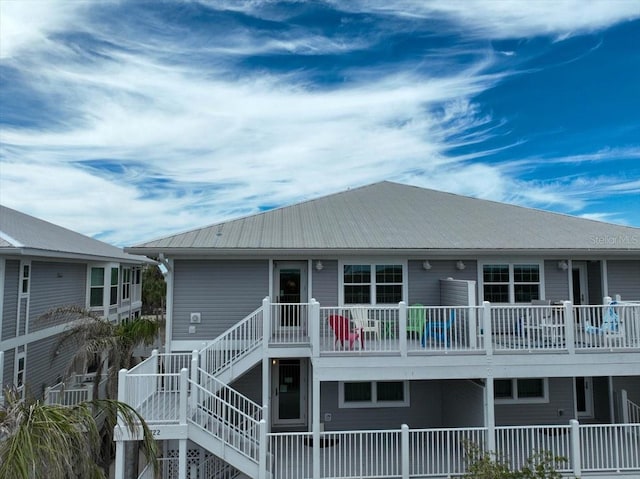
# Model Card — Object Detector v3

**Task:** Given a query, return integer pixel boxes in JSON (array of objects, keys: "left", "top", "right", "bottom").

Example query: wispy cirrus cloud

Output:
[{"left": 1, "top": 0, "right": 639, "bottom": 246}]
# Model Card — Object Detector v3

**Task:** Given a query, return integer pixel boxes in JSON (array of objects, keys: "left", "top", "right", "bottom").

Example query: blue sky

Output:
[{"left": 1, "top": 0, "right": 639, "bottom": 247}]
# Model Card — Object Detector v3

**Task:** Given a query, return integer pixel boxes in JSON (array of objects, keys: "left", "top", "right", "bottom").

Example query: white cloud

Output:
[{"left": 333, "top": 0, "right": 640, "bottom": 39}]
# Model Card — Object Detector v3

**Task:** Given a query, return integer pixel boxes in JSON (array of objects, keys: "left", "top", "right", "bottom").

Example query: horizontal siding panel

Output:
[
  {"left": 311, "top": 260, "right": 338, "bottom": 306},
  {"left": 26, "top": 334, "right": 78, "bottom": 400},
  {"left": 607, "top": 260, "right": 640, "bottom": 301},
  {"left": 408, "top": 260, "right": 477, "bottom": 306},
  {"left": 173, "top": 259, "right": 269, "bottom": 341},
  {"left": 544, "top": 260, "right": 570, "bottom": 302}
]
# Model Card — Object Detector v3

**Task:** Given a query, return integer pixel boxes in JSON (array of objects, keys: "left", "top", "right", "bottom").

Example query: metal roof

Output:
[
  {"left": 128, "top": 181, "right": 640, "bottom": 255},
  {"left": 0, "top": 205, "right": 149, "bottom": 263}
]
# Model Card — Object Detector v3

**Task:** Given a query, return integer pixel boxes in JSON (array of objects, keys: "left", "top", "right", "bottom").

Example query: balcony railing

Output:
[{"left": 44, "top": 373, "right": 108, "bottom": 406}]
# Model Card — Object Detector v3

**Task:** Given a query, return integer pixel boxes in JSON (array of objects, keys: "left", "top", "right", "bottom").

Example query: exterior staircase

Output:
[{"left": 127, "top": 303, "right": 269, "bottom": 479}]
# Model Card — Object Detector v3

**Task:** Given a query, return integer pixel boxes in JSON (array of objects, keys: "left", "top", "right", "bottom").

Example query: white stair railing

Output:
[{"left": 199, "top": 305, "right": 264, "bottom": 379}]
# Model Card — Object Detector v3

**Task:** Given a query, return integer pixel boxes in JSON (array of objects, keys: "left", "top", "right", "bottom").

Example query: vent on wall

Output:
[{"left": 190, "top": 312, "right": 201, "bottom": 324}]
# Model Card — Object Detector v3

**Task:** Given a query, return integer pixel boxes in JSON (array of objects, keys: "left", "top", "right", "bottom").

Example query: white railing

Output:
[
  {"left": 270, "top": 302, "right": 310, "bottom": 344},
  {"left": 495, "top": 424, "right": 573, "bottom": 472},
  {"left": 628, "top": 400, "right": 640, "bottom": 424},
  {"left": 576, "top": 302, "right": 640, "bottom": 349},
  {"left": 409, "top": 427, "right": 487, "bottom": 477},
  {"left": 45, "top": 373, "right": 108, "bottom": 406},
  {"left": 189, "top": 379, "right": 262, "bottom": 461},
  {"left": 268, "top": 422, "right": 640, "bottom": 479},
  {"left": 407, "top": 306, "right": 483, "bottom": 353},
  {"left": 492, "top": 304, "right": 568, "bottom": 352},
  {"left": 200, "top": 306, "right": 263, "bottom": 377},
  {"left": 580, "top": 423, "right": 640, "bottom": 471}
]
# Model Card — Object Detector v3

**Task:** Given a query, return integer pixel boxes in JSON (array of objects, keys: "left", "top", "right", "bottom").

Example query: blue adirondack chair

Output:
[{"left": 422, "top": 309, "right": 456, "bottom": 347}]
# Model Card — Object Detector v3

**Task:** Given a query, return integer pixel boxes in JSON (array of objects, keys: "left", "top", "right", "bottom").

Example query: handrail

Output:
[
  {"left": 627, "top": 398, "right": 640, "bottom": 423},
  {"left": 196, "top": 367, "right": 263, "bottom": 421},
  {"left": 188, "top": 379, "right": 261, "bottom": 462},
  {"left": 199, "top": 306, "right": 264, "bottom": 377}
]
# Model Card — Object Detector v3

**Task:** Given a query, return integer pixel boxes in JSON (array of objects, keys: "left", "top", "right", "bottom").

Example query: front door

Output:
[
  {"left": 272, "top": 359, "right": 307, "bottom": 428},
  {"left": 576, "top": 377, "right": 594, "bottom": 418},
  {"left": 572, "top": 262, "right": 589, "bottom": 324},
  {"left": 273, "top": 261, "right": 308, "bottom": 331}
]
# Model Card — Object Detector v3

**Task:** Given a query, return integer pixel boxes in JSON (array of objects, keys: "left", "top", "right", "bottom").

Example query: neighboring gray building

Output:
[
  {"left": 0, "top": 205, "right": 148, "bottom": 403},
  {"left": 121, "top": 182, "right": 640, "bottom": 479}
]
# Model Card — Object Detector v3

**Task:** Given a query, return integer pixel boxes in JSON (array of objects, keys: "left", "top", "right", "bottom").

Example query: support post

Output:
[
  {"left": 485, "top": 376, "right": 496, "bottom": 453},
  {"left": 483, "top": 301, "right": 493, "bottom": 357},
  {"left": 563, "top": 301, "right": 575, "bottom": 354},
  {"left": 312, "top": 375, "right": 321, "bottom": 479},
  {"left": 401, "top": 424, "right": 409, "bottom": 479},
  {"left": 310, "top": 298, "right": 320, "bottom": 357},
  {"left": 114, "top": 368, "right": 128, "bottom": 479},
  {"left": 620, "top": 389, "right": 630, "bottom": 423},
  {"left": 262, "top": 359, "right": 271, "bottom": 434},
  {"left": 259, "top": 419, "right": 268, "bottom": 479},
  {"left": 263, "top": 296, "right": 271, "bottom": 347},
  {"left": 190, "top": 351, "right": 199, "bottom": 410},
  {"left": 178, "top": 439, "right": 187, "bottom": 479},
  {"left": 179, "top": 368, "right": 188, "bottom": 425},
  {"left": 399, "top": 301, "right": 408, "bottom": 356},
  {"left": 570, "top": 419, "right": 581, "bottom": 478}
]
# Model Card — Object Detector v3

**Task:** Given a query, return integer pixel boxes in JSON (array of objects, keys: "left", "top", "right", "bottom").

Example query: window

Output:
[
  {"left": 122, "top": 268, "right": 131, "bottom": 301},
  {"left": 482, "top": 263, "right": 541, "bottom": 303},
  {"left": 15, "top": 350, "right": 26, "bottom": 392},
  {"left": 339, "top": 381, "right": 409, "bottom": 408},
  {"left": 110, "top": 267, "right": 119, "bottom": 305},
  {"left": 20, "top": 262, "right": 30, "bottom": 294},
  {"left": 495, "top": 378, "right": 548, "bottom": 403},
  {"left": 343, "top": 262, "right": 404, "bottom": 304},
  {"left": 90, "top": 267, "right": 105, "bottom": 307}
]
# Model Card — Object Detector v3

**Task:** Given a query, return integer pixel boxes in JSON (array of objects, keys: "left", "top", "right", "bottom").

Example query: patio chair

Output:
[
  {"left": 407, "top": 304, "right": 426, "bottom": 338},
  {"left": 584, "top": 301, "right": 624, "bottom": 344},
  {"left": 350, "top": 306, "right": 381, "bottom": 340},
  {"left": 422, "top": 309, "right": 455, "bottom": 348},
  {"left": 328, "top": 314, "right": 363, "bottom": 350}
]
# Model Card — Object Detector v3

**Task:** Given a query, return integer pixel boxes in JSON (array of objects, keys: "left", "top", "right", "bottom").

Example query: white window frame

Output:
[
  {"left": 121, "top": 267, "right": 131, "bottom": 301},
  {"left": 20, "top": 261, "right": 31, "bottom": 296},
  {"left": 494, "top": 378, "right": 549, "bottom": 404},
  {"left": 338, "top": 260, "right": 408, "bottom": 305},
  {"left": 15, "top": 349, "right": 26, "bottom": 394},
  {"left": 338, "top": 380, "right": 410, "bottom": 408},
  {"left": 110, "top": 266, "right": 119, "bottom": 306},
  {"left": 88, "top": 265, "right": 106, "bottom": 309},
  {"left": 479, "top": 260, "right": 545, "bottom": 304}
]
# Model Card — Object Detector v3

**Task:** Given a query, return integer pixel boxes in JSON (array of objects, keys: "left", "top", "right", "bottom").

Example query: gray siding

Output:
[
  {"left": 24, "top": 334, "right": 77, "bottom": 400},
  {"left": 408, "top": 260, "right": 478, "bottom": 306},
  {"left": 2, "top": 260, "right": 19, "bottom": 340},
  {"left": 544, "top": 260, "right": 570, "bottom": 302},
  {"left": 320, "top": 380, "right": 482, "bottom": 431},
  {"left": 29, "top": 261, "right": 86, "bottom": 332},
  {"left": 607, "top": 260, "right": 640, "bottom": 301},
  {"left": 495, "top": 377, "right": 574, "bottom": 426},
  {"left": 613, "top": 376, "right": 640, "bottom": 405},
  {"left": 2, "top": 348, "right": 14, "bottom": 390},
  {"left": 311, "top": 260, "right": 338, "bottom": 306},
  {"left": 230, "top": 364, "right": 262, "bottom": 405},
  {"left": 441, "top": 380, "right": 485, "bottom": 427},
  {"left": 173, "top": 260, "right": 269, "bottom": 341}
]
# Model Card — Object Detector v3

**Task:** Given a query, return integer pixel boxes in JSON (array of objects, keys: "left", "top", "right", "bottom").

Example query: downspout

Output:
[{"left": 158, "top": 254, "right": 173, "bottom": 353}]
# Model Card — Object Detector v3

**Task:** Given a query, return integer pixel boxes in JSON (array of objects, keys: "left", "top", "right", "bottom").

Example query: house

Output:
[
  {"left": 0, "top": 205, "right": 148, "bottom": 405},
  {"left": 121, "top": 181, "right": 640, "bottom": 479}
]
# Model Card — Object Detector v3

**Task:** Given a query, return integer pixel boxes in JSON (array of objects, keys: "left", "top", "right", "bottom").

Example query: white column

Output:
[
  {"left": 312, "top": 374, "right": 321, "bottom": 479},
  {"left": 114, "top": 368, "right": 128, "bottom": 479},
  {"left": 401, "top": 424, "right": 409, "bottom": 479},
  {"left": 485, "top": 376, "right": 496, "bottom": 452},
  {"left": 399, "top": 301, "right": 407, "bottom": 357},
  {"left": 310, "top": 298, "right": 320, "bottom": 357},
  {"left": 570, "top": 419, "right": 581, "bottom": 477},
  {"left": 563, "top": 301, "right": 575, "bottom": 354},
  {"left": 179, "top": 368, "right": 188, "bottom": 425},
  {"left": 620, "top": 389, "right": 630, "bottom": 423},
  {"left": 258, "top": 419, "right": 268, "bottom": 479},
  {"left": 178, "top": 439, "right": 187, "bottom": 479},
  {"left": 262, "top": 358, "right": 271, "bottom": 433},
  {"left": 263, "top": 296, "right": 271, "bottom": 346},
  {"left": 483, "top": 302, "right": 493, "bottom": 357},
  {"left": 190, "top": 351, "right": 199, "bottom": 410}
]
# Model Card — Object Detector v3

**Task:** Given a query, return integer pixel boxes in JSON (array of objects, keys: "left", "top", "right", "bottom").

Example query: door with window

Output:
[
  {"left": 273, "top": 262, "right": 308, "bottom": 336},
  {"left": 575, "top": 377, "right": 594, "bottom": 418},
  {"left": 272, "top": 359, "right": 307, "bottom": 428}
]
